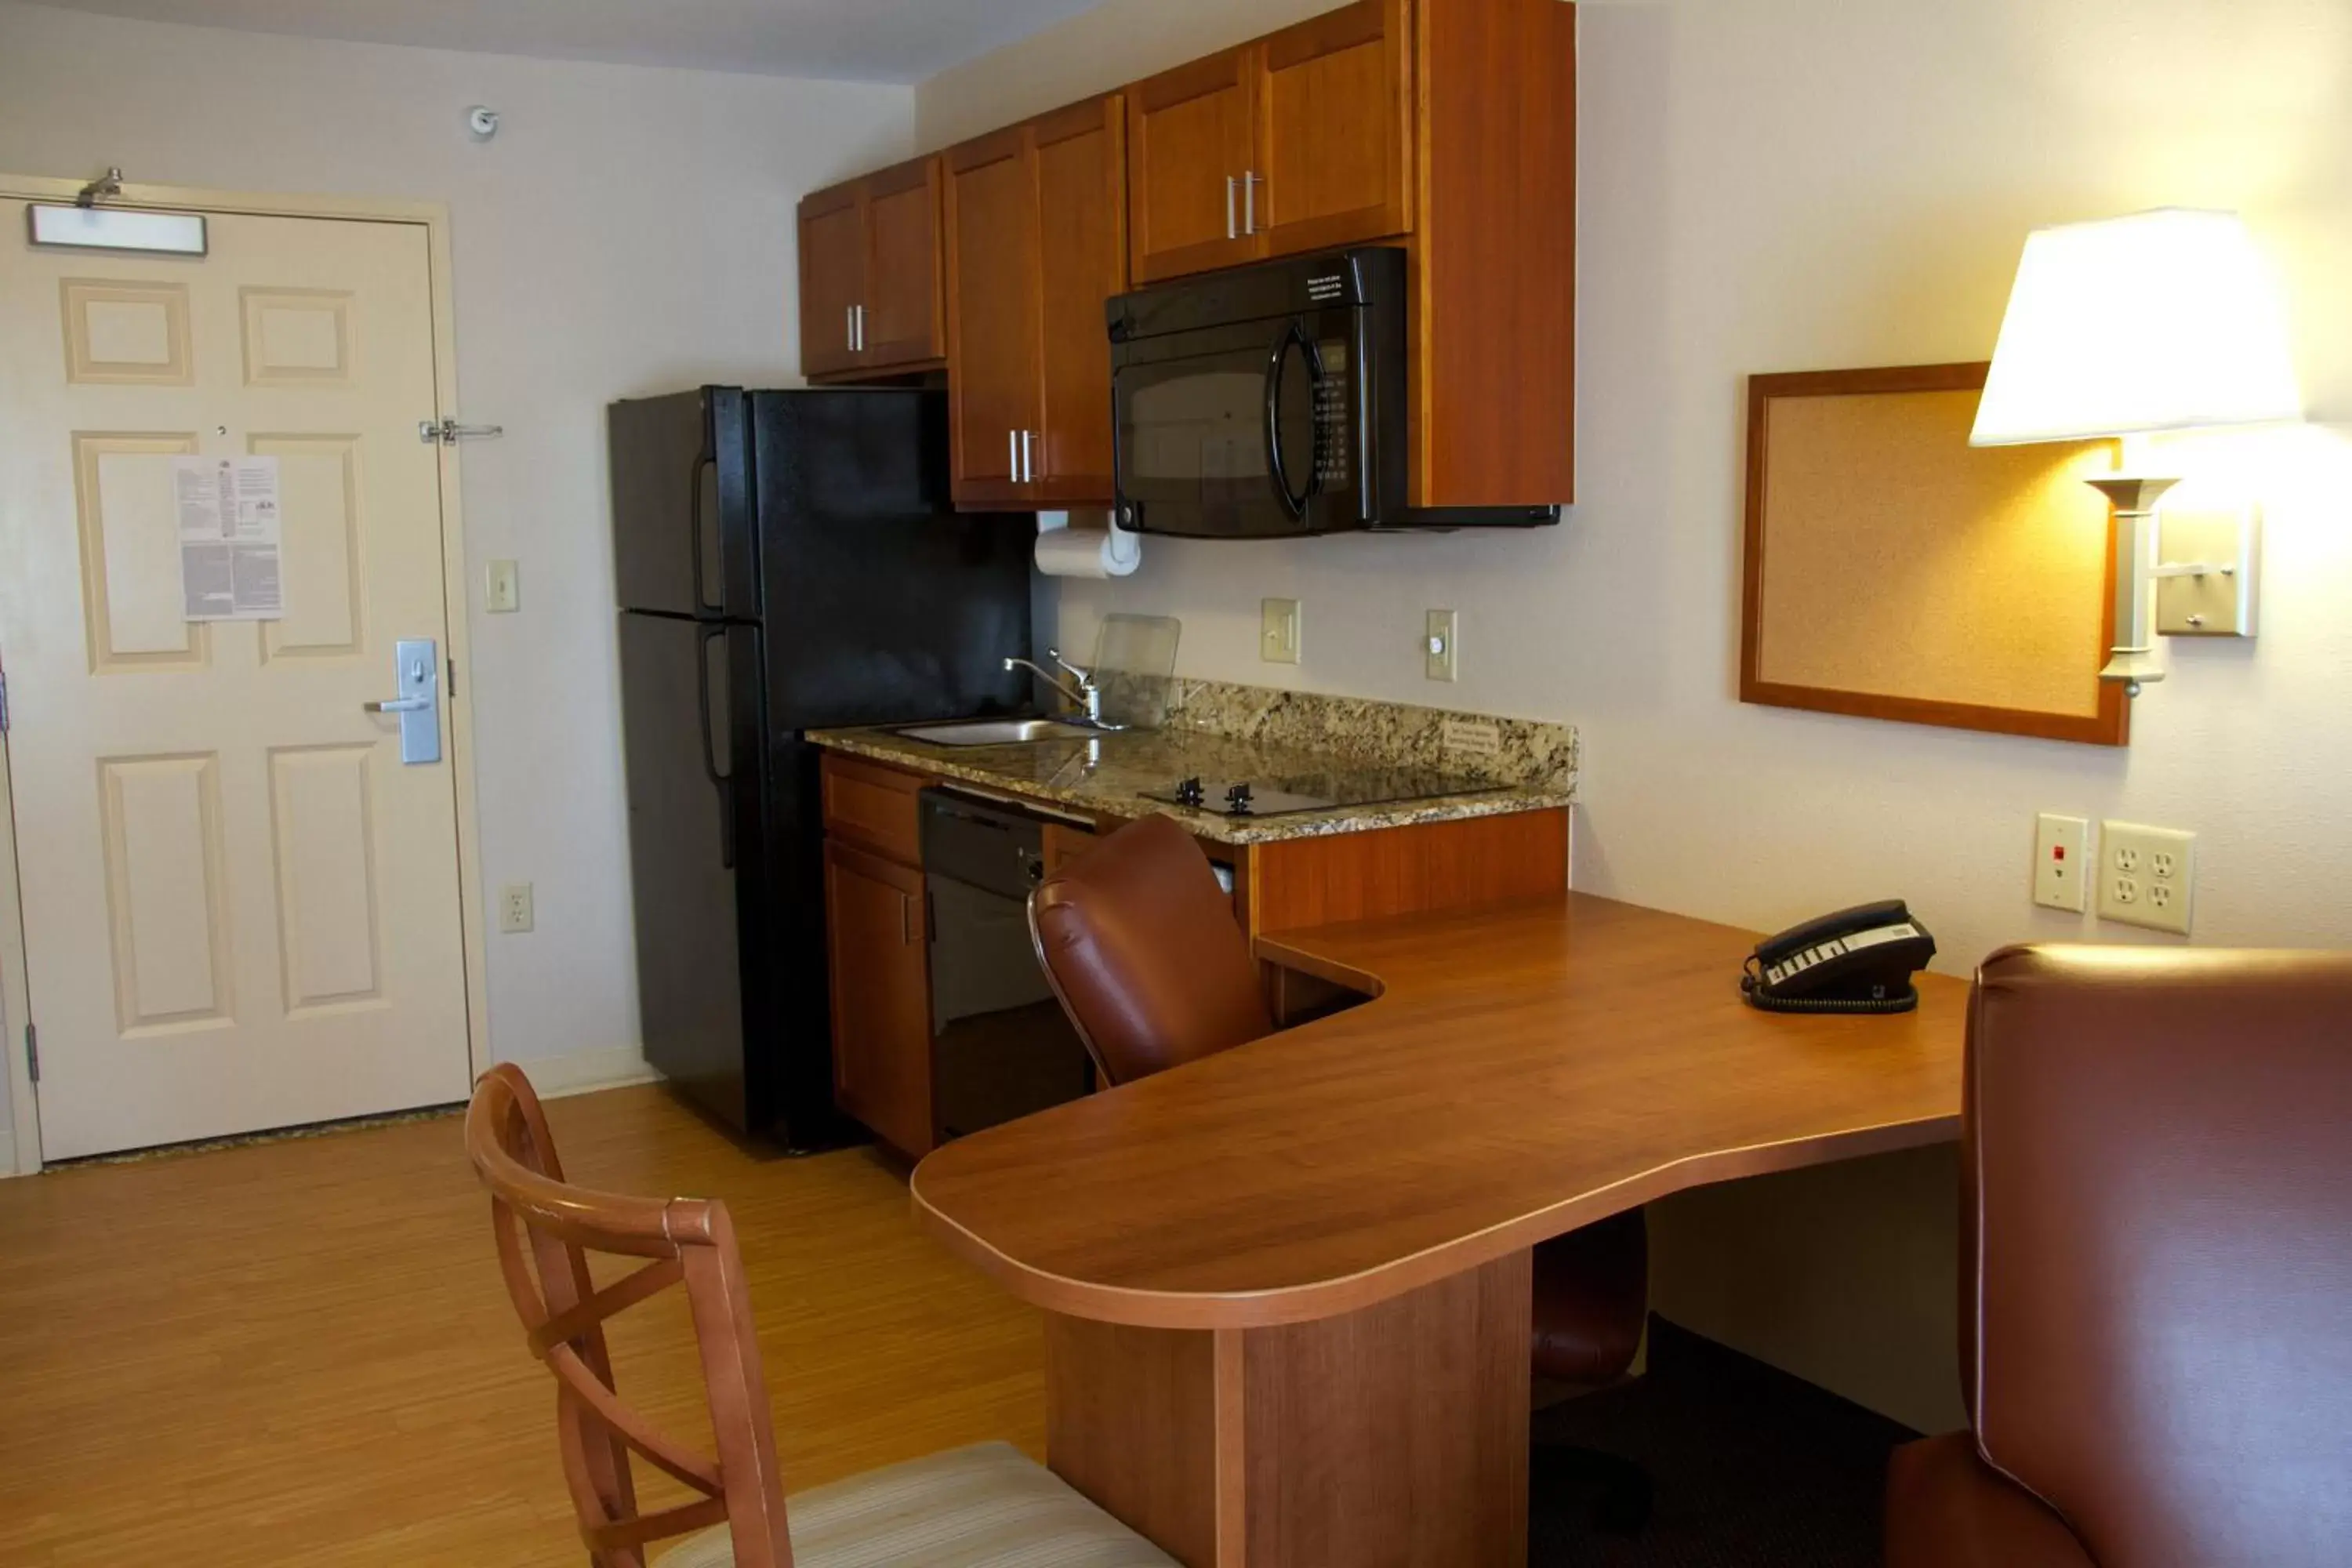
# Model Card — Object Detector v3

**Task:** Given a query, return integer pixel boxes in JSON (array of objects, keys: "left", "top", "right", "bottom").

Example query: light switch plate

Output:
[
  {"left": 2033, "top": 813, "right": 2090, "bottom": 913},
  {"left": 1426, "top": 609, "right": 1459, "bottom": 682},
  {"left": 485, "top": 558, "right": 521, "bottom": 614},
  {"left": 2155, "top": 503, "right": 2257, "bottom": 637},
  {"left": 2097, "top": 821, "right": 2194, "bottom": 935},
  {"left": 1260, "top": 597, "right": 1301, "bottom": 664}
]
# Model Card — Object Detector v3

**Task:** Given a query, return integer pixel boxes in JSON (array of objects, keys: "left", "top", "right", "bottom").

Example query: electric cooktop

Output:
[{"left": 1141, "top": 765, "right": 1506, "bottom": 818}]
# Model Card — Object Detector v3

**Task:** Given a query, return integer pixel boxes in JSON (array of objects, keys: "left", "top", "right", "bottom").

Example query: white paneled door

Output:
[{"left": 0, "top": 199, "right": 474, "bottom": 1159}]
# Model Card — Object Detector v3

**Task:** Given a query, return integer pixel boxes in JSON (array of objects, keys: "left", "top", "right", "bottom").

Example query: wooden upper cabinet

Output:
[
  {"left": 1127, "top": 2, "right": 1410, "bottom": 285},
  {"left": 797, "top": 186, "right": 866, "bottom": 379},
  {"left": 1030, "top": 99, "right": 1127, "bottom": 502},
  {"left": 944, "top": 127, "right": 1041, "bottom": 506},
  {"left": 861, "top": 158, "right": 946, "bottom": 368},
  {"left": 1127, "top": 49, "right": 1261, "bottom": 284},
  {"left": 795, "top": 154, "right": 945, "bottom": 381},
  {"left": 1258, "top": 0, "right": 1414, "bottom": 258},
  {"left": 944, "top": 95, "right": 1128, "bottom": 509}
]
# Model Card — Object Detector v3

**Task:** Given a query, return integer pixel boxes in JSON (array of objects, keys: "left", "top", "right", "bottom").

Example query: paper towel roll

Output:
[{"left": 1035, "top": 510, "right": 1142, "bottom": 579}]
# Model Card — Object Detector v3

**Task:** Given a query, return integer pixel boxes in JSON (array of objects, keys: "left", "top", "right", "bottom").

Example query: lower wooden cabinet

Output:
[{"left": 823, "top": 837, "right": 934, "bottom": 1159}]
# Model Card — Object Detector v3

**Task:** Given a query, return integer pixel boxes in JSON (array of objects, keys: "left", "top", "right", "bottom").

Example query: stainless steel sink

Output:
[{"left": 893, "top": 717, "right": 1099, "bottom": 746}]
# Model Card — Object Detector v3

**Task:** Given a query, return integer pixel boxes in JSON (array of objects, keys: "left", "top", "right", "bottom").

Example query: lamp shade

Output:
[{"left": 1970, "top": 209, "right": 2301, "bottom": 446}]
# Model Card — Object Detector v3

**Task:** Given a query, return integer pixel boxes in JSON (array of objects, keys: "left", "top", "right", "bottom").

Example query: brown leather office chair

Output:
[
  {"left": 1886, "top": 946, "right": 2352, "bottom": 1568},
  {"left": 1030, "top": 811, "right": 1652, "bottom": 1528},
  {"left": 466, "top": 1064, "right": 1176, "bottom": 1568}
]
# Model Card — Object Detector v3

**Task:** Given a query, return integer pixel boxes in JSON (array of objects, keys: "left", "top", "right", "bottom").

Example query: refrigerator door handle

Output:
[{"left": 695, "top": 623, "right": 737, "bottom": 870}]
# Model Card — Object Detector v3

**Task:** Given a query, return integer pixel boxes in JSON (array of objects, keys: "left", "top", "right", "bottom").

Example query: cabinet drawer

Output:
[{"left": 821, "top": 753, "right": 928, "bottom": 863}]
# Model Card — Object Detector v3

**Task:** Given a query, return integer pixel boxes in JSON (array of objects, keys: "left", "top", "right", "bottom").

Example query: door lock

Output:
[{"left": 365, "top": 638, "right": 442, "bottom": 764}]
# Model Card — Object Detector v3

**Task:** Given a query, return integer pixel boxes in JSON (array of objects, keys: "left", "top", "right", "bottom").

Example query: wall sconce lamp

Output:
[{"left": 1970, "top": 208, "right": 2302, "bottom": 695}]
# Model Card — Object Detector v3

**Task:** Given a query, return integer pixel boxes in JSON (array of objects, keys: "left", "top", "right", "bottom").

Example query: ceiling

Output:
[{"left": 28, "top": 0, "right": 1110, "bottom": 83}]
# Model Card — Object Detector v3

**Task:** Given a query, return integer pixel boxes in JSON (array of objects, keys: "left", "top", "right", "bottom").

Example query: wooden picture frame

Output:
[{"left": 1740, "top": 361, "right": 2129, "bottom": 747}]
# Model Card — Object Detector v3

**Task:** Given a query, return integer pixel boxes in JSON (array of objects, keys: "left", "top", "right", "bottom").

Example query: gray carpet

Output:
[{"left": 1529, "top": 1318, "right": 1921, "bottom": 1568}]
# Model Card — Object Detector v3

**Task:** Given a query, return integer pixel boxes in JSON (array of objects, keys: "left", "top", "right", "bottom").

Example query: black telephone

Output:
[{"left": 1740, "top": 900, "right": 1936, "bottom": 1014}]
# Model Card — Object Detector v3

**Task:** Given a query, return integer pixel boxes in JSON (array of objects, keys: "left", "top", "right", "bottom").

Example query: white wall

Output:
[
  {"left": 920, "top": 0, "right": 2352, "bottom": 1428},
  {"left": 0, "top": 3, "right": 915, "bottom": 1085}
]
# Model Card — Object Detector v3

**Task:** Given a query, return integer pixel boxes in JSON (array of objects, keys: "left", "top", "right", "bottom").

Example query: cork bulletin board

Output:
[{"left": 1740, "top": 361, "right": 2130, "bottom": 746}]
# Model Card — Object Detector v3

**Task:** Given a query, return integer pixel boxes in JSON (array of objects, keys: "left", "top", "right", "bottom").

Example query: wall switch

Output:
[
  {"left": 498, "top": 883, "right": 535, "bottom": 935},
  {"left": 1260, "top": 597, "right": 1301, "bottom": 664},
  {"left": 2033, "top": 814, "right": 2090, "bottom": 913},
  {"left": 2097, "top": 822, "right": 2194, "bottom": 935},
  {"left": 1425, "top": 609, "right": 1459, "bottom": 682},
  {"left": 485, "top": 559, "right": 521, "bottom": 614}
]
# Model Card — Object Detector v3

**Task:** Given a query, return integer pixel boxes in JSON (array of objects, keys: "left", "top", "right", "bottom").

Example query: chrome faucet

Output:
[{"left": 1004, "top": 649, "right": 1122, "bottom": 729}]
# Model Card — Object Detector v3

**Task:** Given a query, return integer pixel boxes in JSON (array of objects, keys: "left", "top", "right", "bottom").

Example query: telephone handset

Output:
[{"left": 1740, "top": 900, "right": 1936, "bottom": 1014}]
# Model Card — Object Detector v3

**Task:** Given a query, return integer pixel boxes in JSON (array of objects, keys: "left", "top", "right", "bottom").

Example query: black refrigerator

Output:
[{"left": 608, "top": 387, "right": 1033, "bottom": 1146}]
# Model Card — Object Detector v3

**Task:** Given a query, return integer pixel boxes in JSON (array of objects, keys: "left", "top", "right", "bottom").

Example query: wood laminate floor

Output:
[{"left": 0, "top": 1083, "right": 1047, "bottom": 1566}]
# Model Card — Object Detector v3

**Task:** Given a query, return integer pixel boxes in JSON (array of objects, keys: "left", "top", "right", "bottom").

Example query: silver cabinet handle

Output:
[
  {"left": 1008, "top": 428, "right": 1019, "bottom": 480},
  {"left": 856, "top": 304, "right": 867, "bottom": 351},
  {"left": 1023, "top": 430, "right": 1038, "bottom": 483},
  {"left": 846, "top": 304, "right": 857, "bottom": 352},
  {"left": 1226, "top": 175, "right": 1238, "bottom": 241},
  {"left": 365, "top": 637, "right": 441, "bottom": 765},
  {"left": 899, "top": 890, "right": 916, "bottom": 946},
  {"left": 1243, "top": 172, "right": 1260, "bottom": 235}
]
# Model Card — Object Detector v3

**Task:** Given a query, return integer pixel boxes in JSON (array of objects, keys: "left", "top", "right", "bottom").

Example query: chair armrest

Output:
[{"left": 1886, "top": 1435, "right": 2096, "bottom": 1568}]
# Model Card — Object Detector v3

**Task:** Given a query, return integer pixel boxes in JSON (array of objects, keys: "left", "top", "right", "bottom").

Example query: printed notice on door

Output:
[{"left": 175, "top": 456, "right": 284, "bottom": 620}]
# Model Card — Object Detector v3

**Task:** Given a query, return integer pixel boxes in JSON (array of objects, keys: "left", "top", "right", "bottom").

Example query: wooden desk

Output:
[{"left": 912, "top": 894, "right": 1968, "bottom": 1566}]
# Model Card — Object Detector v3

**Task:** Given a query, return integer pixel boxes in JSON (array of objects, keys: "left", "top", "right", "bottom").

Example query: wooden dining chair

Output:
[{"left": 466, "top": 1063, "right": 1177, "bottom": 1567}]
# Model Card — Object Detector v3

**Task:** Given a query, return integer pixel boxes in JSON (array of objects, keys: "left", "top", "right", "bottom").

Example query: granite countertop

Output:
[{"left": 808, "top": 680, "right": 1577, "bottom": 846}]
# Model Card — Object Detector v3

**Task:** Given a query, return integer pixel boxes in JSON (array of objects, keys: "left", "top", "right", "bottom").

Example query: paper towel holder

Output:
[{"left": 1036, "top": 510, "right": 1142, "bottom": 579}]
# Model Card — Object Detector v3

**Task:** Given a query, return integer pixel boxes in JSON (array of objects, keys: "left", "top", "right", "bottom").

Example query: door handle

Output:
[
  {"left": 855, "top": 304, "right": 866, "bottom": 352},
  {"left": 1021, "top": 430, "right": 1037, "bottom": 484},
  {"left": 846, "top": 304, "right": 857, "bottom": 352},
  {"left": 1243, "top": 172, "right": 1259, "bottom": 235},
  {"left": 365, "top": 638, "right": 441, "bottom": 764},
  {"left": 695, "top": 625, "right": 736, "bottom": 870},
  {"left": 1007, "top": 428, "right": 1020, "bottom": 481},
  {"left": 1226, "top": 175, "right": 1238, "bottom": 241}
]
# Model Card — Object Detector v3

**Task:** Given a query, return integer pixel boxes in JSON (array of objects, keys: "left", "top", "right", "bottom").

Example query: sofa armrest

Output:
[{"left": 1886, "top": 1435, "right": 2096, "bottom": 1568}]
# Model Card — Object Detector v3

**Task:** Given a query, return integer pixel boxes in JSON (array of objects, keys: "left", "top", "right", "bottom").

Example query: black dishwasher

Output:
[{"left": 920, "top": 789, "right": 1094, "bottom": 1140}]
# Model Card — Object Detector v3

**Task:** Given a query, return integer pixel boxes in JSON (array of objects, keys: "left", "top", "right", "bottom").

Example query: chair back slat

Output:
[{"left": 466, "top": 1064, "right": 796, "bottom": 1568}]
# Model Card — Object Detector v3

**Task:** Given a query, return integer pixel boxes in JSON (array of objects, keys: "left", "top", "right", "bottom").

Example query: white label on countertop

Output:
[{"left": 1442, "top": 718, "right": 1501, "bottom": 758}]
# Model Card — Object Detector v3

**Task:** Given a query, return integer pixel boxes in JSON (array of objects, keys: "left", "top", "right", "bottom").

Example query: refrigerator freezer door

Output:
[{"left": 608, "top": 388, "right": 760, "bottom": 619}]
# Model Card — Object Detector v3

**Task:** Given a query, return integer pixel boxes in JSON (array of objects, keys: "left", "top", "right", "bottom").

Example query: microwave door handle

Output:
[{"left": 1264, "top": 325, "right": 1315, "bottom": 521}]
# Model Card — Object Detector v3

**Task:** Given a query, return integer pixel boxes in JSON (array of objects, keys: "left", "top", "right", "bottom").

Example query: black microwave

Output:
[{"left": 1106, "top": 247, "right": 1558, "bottom": 538}]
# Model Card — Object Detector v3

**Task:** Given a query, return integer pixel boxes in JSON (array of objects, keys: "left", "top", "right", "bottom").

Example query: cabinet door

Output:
[
  {"left": 824, "top": 840, "right": 934, "bottom": 1158},
  {"left": 1127, "top": 46, "right": 1263, "bottom": 283},
  {"left": 1258, "top": 0, "right": 1414, "bottom": 258},
  {"left": 1032, "top": 97, "right": 1127, "bottom": 503},
  {"left": 943, "top": 126, "right": 1041, "bottom": 508},
  {"left": 861, "top": 158, "right": 946, "bottom": 371},
  {"left": 798, "top": 183, "right": 866, "bottom": 379}
]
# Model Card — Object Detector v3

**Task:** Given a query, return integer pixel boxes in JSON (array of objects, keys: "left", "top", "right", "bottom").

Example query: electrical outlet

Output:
[
  {"left": 1260, "top": 598, "right": 1301, "bottom": 664},
  {"left": 2098, "top": 822, "right": 2194, "bottom": 935},
  {"left": 485, "top": 559, "right": 521, "bottom": 614},
  {"left": 2032, "top": 813, "right": 2089, "bottom": 913},
  {"left": 498, "top": 883, "right": 535, "bottom": 935},
  {"left": 1425, "top": 609, "right": 1459, "bottom": 682}
]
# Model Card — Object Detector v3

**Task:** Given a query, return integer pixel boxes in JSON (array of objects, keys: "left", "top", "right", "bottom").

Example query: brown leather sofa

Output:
[{"left": 1886, "top": 945, "right": 2352, "bottom": 1567}]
